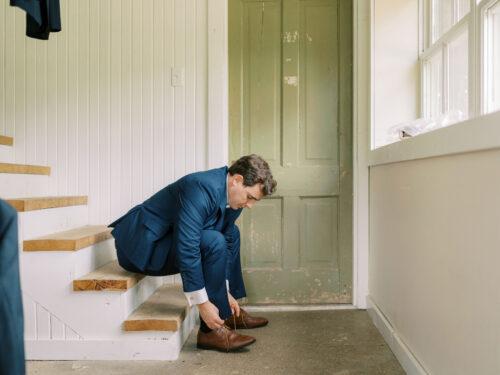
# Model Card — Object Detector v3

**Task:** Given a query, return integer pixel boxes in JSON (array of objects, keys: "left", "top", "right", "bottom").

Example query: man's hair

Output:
[{"left": 228, "top": 154, "right": 277, "bottom": 196}]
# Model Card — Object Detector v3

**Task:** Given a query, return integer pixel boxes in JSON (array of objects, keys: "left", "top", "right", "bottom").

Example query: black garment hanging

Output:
[{"left": 10, "top": 0, "right": 61, "bottom": 40}]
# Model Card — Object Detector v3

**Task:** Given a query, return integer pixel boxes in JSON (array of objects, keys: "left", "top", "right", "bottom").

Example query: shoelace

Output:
[
  {"left": 233, "top": 309, "right": 248, "bottom": 329},
  {"left": 217, "top": 324, "right": 232, "bottom": 352},
  {"left": 220, "top": 314, "right": 244, "bottom": 352},
  {"left": 233, "top": 314, "right": 238, "bottom": 332},
  {"left": 240, "top": 310, "right": 248, "bottom": 329}
]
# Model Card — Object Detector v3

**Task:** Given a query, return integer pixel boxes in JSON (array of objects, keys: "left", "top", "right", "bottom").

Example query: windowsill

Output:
[{"left": 368, "top": 110, "right": 500, "bottom": 166}]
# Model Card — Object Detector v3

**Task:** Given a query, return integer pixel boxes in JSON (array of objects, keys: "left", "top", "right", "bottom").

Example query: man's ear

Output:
[{"left": 234, "top": 174, "right": 244, "bottom": 185}]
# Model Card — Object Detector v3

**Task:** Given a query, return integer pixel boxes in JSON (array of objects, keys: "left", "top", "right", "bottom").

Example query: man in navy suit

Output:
[
  {"left": 0, "top": 199, "right": 25, "bottom": 375},
  {"left": 110, "top": 154, "right": 277, "bottom": 352}
]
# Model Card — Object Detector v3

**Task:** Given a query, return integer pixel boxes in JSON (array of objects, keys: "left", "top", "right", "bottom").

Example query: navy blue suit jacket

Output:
[
  {"left": 0, "top": 199, "right": 25, "bottom": 375},
  {"left": 109, "top": 166, "right": 242, "bottom": 293}
]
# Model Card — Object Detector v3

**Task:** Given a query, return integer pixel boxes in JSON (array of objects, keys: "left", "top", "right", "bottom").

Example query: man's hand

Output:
[
  {"left": 198, "top": 301, "right": 225, "bottom": 330},
  {"left": 228, "top": 292, "right": 240, "bottom": 317}
]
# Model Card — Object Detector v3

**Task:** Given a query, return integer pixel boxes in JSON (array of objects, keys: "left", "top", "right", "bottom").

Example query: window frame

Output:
[
  {"left": 420, "top": 0, "right": 500, "bottom": 120},
  {"left": 479, "top": 0, "right": 500, "bottom": 114},
  {"left": 420, "top": 0, "right": 476, "bottom": 120}
]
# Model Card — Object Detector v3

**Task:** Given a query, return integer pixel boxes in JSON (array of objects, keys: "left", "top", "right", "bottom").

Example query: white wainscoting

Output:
[{"left": 0, "top": 0, "right": 222, "bottom": 225}]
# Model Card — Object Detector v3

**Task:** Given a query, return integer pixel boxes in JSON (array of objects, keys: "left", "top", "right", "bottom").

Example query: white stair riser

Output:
[
  {"left": 23, "top": 278, "right": 173, "bottom": 340},
  {"left": 72, "top": 239, "right": 117, "bottom": 279},
  {"left": 20, "top": 239, "right": 116, "bottom": 282},
  {"left": 25, "top": 306, "right": 197, "bottom": 360},
  {"left": 122, "top": 276, "right": 165, "bottom": 322},
  {"left": 0, "top": 174, "right": 49, "bottom": 199},
  {"left": 0, "top": 145, "right": 14, "bottom": 163},
  {"left": 21, "top": 247, "right": 172, "bottom": 339},
  {"left": 18, "top": 205, "right": 89, "bottom": 241}
]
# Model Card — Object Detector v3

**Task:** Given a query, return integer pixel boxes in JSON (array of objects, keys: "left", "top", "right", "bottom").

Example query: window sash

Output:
[
  {"left": 421, "top": 0, "right": 489, "bottom": 120},
  {"left": 481, "top": 0, "right": 500, "bottom": 113},
  {"left": 430, "top": 0, "right": 471, "bottom": 43}
]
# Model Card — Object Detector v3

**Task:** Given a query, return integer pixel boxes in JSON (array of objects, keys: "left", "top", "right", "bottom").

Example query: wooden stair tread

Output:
[
  {"left": 123, "top": 285, "right": 189, "bottom": 332},
  {"left": 73, "top": 260, "right": 144, "bottom": 291},
  {"left": 0, "top": 135, "right": 13, "bottom": 146},
  {"left": 0, "top": 162, "right": 50, "bottom": 175},
  {"left": 23, "top": 225, "right": 111, "bottom": 251},
  {"left": 6, "top": 196, "right": 88, "bottom": 212}
]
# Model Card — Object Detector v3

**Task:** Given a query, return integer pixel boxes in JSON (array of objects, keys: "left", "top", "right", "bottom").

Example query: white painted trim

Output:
[
  {"left": 420, "top": 14, "right": 470, "bottom": 60},
  {"left": 207, "top": 0, "right": 229, "bottom": 168},
  {"left": 243, "top": 304, "right": 357, "bottom": 312},
  {"left": 367, "top": 296, "right": 429, "bottom": 375},
  {"left": 480, "top": 0, "right": 500, "bottom": 114},
  {"left": 368, "top": 110, "right": 500, "bottom": 166},
  {"left": 352, "top": 0, "right": 371, "bottom": 309}
]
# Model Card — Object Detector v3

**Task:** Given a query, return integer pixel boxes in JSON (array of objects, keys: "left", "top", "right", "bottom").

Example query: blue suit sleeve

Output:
[
  {"left": 0, "top": 200, "right": 25, "bottom": 375},
  {"left": 173, "top": 181, "right": 215, "bottom": 293}
]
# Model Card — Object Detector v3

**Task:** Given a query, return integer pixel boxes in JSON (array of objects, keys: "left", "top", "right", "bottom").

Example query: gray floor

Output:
[{"left": 28, "top": 310, "right": 405, "bottom": 375}]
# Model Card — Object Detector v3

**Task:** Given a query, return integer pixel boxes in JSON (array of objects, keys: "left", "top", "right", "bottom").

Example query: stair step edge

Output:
[
  {"left": 23, "top": 225, "right": 111, "bottom": 251},
  {"left": 73, "top": 260, "right": 144, "bottom": 291},
  {"left": 7, "top": 196, "right": 88, "bottom": 212},
  {"left": 123, "top": 285, "right": 189, "bottom": 332},
  {"left": 0, "top": 136, "right": 13, "bottom": 146},
  {"left": 0, "top": 162, "right": 50, "bottom": 175}
]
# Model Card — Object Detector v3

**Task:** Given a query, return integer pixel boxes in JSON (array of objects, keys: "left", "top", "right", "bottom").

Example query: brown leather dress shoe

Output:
[
  {"left": 197, "top": 325, "right": 256, "bottom": 352},
  {"left": 224, "top": 308, "right": 269, "bottom": 329}
]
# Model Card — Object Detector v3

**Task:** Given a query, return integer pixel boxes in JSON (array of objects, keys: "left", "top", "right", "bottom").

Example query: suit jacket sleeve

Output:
[
  {"left": 0, "top": 199, "right": 25, "bottom": 375},
  {"left": 173, "top": 180, "right": 215, "bottom": 293}
]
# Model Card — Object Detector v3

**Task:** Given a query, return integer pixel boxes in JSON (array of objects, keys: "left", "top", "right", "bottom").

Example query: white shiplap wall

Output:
[{"left": 0, "top": 0, "right": 222, "bottom": 224}]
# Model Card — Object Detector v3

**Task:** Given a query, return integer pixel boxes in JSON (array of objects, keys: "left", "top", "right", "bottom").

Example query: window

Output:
[
  {"left": 423, "top": 50, "right": 444, "bottom": 119},
  {"left": 431, "top": 0, "right": 469, "bottom": 42},
  {"left": 422, "top": 0, "right": 471, "bottom": 123},
  {"left": 421, "top": 0, "right": 500, "bottom": 126},
  {"left": 483, "top": 0, "right": 500, "bottom": 113}
]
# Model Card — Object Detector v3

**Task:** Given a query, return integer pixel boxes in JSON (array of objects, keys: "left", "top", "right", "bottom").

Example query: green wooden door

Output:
[{"left": 229, "top": 0, "right": 352, "bottom": 304}]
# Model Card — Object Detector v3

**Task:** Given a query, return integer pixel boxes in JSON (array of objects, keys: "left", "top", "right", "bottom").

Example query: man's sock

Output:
[{"left": 199, "top": 318, "right": 212, "bottom": 333}]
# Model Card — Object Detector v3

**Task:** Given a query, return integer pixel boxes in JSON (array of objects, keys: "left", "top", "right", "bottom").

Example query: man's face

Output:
[{"left": 227, "top": 174, "right": 264, "bottom": 210}]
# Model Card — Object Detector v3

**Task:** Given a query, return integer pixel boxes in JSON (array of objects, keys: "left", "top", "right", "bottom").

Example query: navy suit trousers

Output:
[{"left": 116, "top": 226, "right": 246, "bottom": 320}]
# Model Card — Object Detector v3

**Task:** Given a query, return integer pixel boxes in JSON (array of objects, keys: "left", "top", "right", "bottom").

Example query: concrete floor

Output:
[{"left": 28, "top": 310, "right": 405, "bottom": 375}]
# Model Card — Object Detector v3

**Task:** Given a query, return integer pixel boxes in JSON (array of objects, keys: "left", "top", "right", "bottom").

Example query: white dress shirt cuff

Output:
[
  {"left": 184, "top": 288, "right": 209, "bottom": 306},
  {"left": 226, "top": 279, "right": 230, "bottom": 292}
]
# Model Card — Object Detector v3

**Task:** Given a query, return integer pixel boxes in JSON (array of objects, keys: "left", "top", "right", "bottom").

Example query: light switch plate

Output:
[{"left": 171, "top": 67, "right": 185, "bottom": 87}]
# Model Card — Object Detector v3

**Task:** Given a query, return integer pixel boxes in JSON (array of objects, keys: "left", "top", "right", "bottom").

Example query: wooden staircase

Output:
[
  {"left": 0, "top": 135, "right": 13, "bottom": 146},
  {"left": 7, "top": 196, "right": 87, "bottom": 212},
  {"left": 1, "top": 134, "right": 194, "bottom": 360},
  {"left": 0, "top": 162, "right": 50, "bottom": 175},
  {"left": 73, "top": 260, "right": 144, "bottom": 291},
  {"left": 123, "top": 285, "right": 189, "bottom": 332},
  {"left": 23, "top": 225, "right": 111, "bottom": 251}
]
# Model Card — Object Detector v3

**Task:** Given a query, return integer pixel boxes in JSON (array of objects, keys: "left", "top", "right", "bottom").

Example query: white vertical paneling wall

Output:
[{"left": 0, "top": 0, "right": 214, "bottom": 224}]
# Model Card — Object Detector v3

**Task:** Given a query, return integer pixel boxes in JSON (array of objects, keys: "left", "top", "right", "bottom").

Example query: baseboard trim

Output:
[
  {"left": 243, "top": 304, "right": 357, "bottom": 312},
  {"left": 366, "top": 296, "right": 429, "bottom": 375}
]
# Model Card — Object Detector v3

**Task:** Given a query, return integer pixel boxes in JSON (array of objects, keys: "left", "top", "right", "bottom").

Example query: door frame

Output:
[{"left": 207, "top": 0, "right": 370, "bottom": 309}]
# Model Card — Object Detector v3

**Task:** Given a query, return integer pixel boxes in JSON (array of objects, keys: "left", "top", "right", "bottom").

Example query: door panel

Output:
[
  {"left": 229, "top": 0, "right": 352, "bottom": 304},
  {"left": 300, "top": 1, "right": 339, "bottom": 165},
  {"left": 246, "top": 1, "right": 281, "bottom": 162},
  {"left": 300, "top": 196, "right": 339, "bottom": 267},
  {"left": 242, "top": 197, "right": 283, "bottom": 268}
]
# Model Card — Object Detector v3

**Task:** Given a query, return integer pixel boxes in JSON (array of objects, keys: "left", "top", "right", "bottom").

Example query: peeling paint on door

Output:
[
  {"left": 284, "top": 75, "right": 298, "bottom": 86},
  {"left": 283, "top": 30, "right": 298, "bottom": 43}
]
